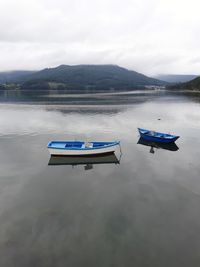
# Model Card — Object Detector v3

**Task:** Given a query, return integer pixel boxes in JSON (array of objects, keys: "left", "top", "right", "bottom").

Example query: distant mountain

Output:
[
  {"left": 168, "top": 76, "right": 200, "bottom": 90},
  {"left": 0, "top": 70, "right": 36, "bottom": 84},
  {"left": 20, "top": 65, "right": 167, "bottom": 90},
  {"left": 0, "top": 65, "right": 167, "bottom": 90},
  {"left": 155, "top": 74, "right": 198, "bottom": 83}
]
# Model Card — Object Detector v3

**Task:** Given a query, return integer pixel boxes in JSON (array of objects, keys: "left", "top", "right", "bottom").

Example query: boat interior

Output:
[
  {"left": 48, "top": 141, "right": 115, "bottom": 149},
  {"left": 140, "top": 129, "right": 173, "bottom": 138}
]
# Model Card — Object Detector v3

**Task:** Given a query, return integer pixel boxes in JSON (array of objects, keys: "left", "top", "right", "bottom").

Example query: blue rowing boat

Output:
[
  {"left": 47, "top": 140, "right": 120, "bottom": 156},
  {"left": 138, "top": 128, "right": 180, "bottom": 143}
]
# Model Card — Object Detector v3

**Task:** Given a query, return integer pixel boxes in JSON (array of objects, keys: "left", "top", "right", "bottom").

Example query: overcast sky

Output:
[{"left": 0, "top": 0, "right": 200, "bottom": 75}]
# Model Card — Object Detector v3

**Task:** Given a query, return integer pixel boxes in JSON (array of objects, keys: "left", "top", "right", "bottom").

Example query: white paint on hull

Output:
[{"left": 48, "top": 145, "right": 118, "bottom": 156}]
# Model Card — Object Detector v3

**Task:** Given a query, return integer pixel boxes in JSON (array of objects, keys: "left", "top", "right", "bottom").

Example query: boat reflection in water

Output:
[
  {"left": 48, "top": 152, "right": 120, "bottom": 170},
  {"left": 137, "top": 137, "right": 179, "bottom": 154}
]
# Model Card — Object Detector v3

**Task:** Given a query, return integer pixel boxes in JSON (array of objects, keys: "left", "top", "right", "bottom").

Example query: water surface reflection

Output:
[
  {"left": 48, "top": 153, "right": 120, "bottom": 170},
  {"left": 1, "top": 94, "right": 200, "bottom": 266},
  {"left": 137, "top": 137, "right": 179, "bottom": 153}
]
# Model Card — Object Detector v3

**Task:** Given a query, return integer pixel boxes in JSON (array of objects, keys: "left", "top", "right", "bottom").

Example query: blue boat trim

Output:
[
  {"left": 138, "top": 128, "right": 179, "bottom": 143},
  {"left": 47, "top": 141, "right": 120, "bottom": 150}
]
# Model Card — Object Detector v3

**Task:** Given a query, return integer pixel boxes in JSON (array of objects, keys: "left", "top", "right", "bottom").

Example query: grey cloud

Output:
[{"left": 0, "top": 0, "right": 200, "bottom": 75}]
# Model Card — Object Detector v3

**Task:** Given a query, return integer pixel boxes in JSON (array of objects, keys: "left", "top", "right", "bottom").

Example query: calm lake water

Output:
[{"left": 1, "top": 90, "right": 200, "bottom": 266}]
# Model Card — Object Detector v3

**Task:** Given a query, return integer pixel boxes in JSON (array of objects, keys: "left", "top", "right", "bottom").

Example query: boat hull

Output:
[
  {"left": 137, "top": 137, "right": 179, "bottom": 151},
  {"left": 47, "top": 141, "right": 120, "bottom": 156},
  {"left": 139, "top": 133, "right": 179, "bottom": 143},
  {"left": 138, "top": 128, "right": 179, "bottom": 143}
]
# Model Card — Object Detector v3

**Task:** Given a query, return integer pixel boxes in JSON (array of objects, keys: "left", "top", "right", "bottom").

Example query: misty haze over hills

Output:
[
  {"left": 0, "top": 71, "right": 36, "bottom": 84},
  {"left": 155, "top": 74, "right": 199, "bottom": 83}
]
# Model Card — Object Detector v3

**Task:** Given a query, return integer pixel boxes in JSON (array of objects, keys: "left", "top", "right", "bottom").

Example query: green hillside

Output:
[
  {"left": 168, "top": 76, "right": 200, "bottom": 90},
  {"left": 20, "top": 65, "right": 166, "bottom": 90},
  {"left": 0, "top": 65, "right": 167, "bottom": 91}
]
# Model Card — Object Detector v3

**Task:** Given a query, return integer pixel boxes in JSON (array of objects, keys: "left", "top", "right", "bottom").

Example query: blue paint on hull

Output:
[
  {"left": 47, "top": 140, "right": 120, "bottom": 151},
  {"left": 138, "top": 128, "right": 179, "bottom": 143}
]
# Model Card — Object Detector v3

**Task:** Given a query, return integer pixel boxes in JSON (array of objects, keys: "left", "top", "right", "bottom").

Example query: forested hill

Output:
[
  {"left": 0, "top": 65, "right": 167, "bottom": 90},
  {"left": 168, "top": 76, "right": 200, "bottom": 90}
]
